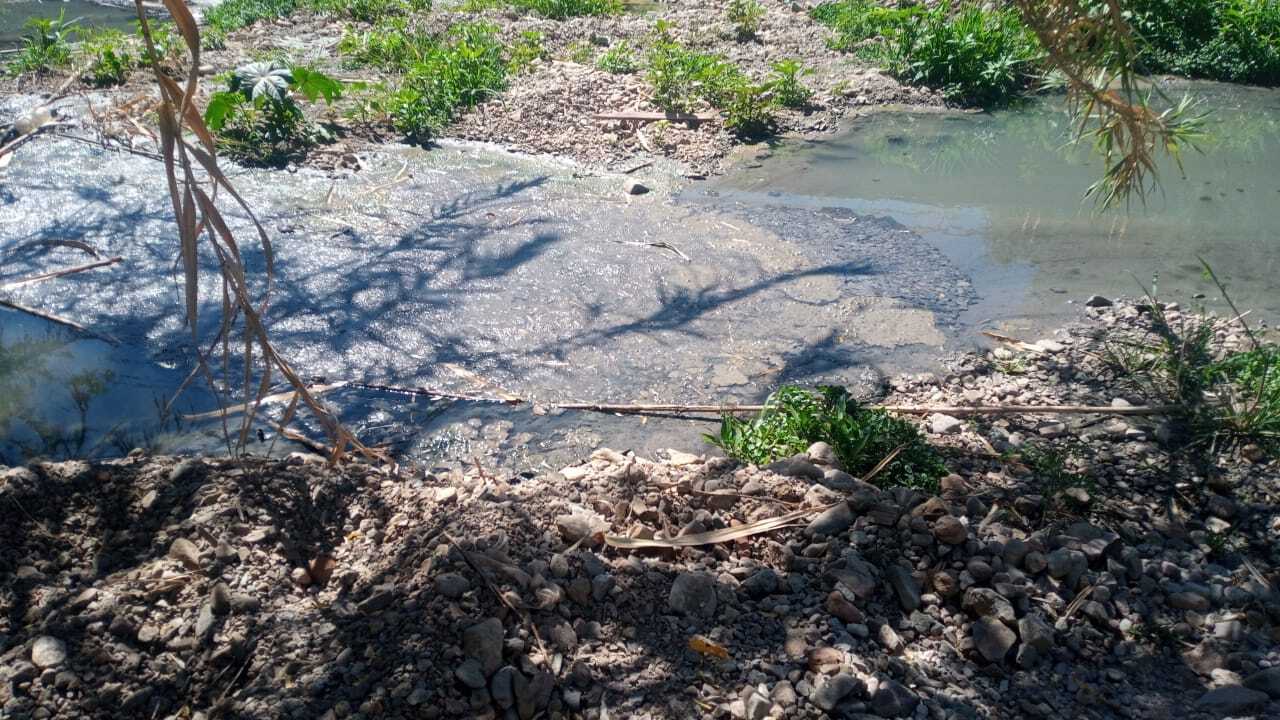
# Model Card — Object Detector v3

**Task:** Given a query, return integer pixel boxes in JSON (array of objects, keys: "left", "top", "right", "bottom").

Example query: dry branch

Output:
[
  {"left": 0, "top": 298, "right": 116, "bottom": 343},
  {"left": 2, "top": 257, "right": 123, "bottom": 290}
]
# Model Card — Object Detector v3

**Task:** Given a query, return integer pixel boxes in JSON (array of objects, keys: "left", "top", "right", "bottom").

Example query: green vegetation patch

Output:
[
  {"left": 203, "top": 0, "right": 299, "bottom": 45},
  {"left": 706, "top": 385, "right": 948, "bottom": 490},
  {"left": 812, "top": 0, "right": 1040, "bottom": 106},
  {"left": 80, "top": 28, "right": 137, "bottom": 87},
  {"left": 205, "top": 61, "right": 344, "bottom": 165},
  {"left": 1129, "top": 0, "right": 1280, "bottom": 85},
  {"left": 1204, "top": 345, "right": 1280, "bottom": 448},
  {"left": 596, "top": 41, "right": 639, "bottom": 74},
  {"left": 461, "top": 0, "right": 620, "bottom": 18},
  {"left": 9, "top": 10, "right": 78, "bottom": 75}
]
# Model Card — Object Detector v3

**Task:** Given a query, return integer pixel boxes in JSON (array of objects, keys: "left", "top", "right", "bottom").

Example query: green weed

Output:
[
  {"left": 383, "top": 21, "right": 508, "bottom": 140},
  {"left": 79, "top": 28, "right": 136, "bottom": 86},
  {"left": 202, "top": 0, "right": 298, "bottom": 47},
  {"left": 727, "top": 0, "right": 765, "bottom": 40},
  {"left": 338, "top": 17, "right": 434, "bottom": 69},
  {"left": 565, "top": 40, "right": 595, "bottom": 64},
  {"left": 596, "top": 40, "right": 639, "bottom": 74},
  {"left": 706, "top": 385, "right": 947, "bottom": 490},
  {"left": 204, "top": 61, "right": 343, "bottom": 165},
  {"left": 723, "top": 81, "right": 776, "bottom": 137},
  {"left": 307, "top": 0, "right": 431, "bottom": 22},
  {"left": 491, "top": 0, "right": 621, "bottom": 18},
  {"left": 9, "top": 11, "right": 77, "bottom": 75},
  {"left": 1129, "top": 0, "right": 1280, "bottom": 85},
  {"left": 646, "top": 24, "right": 743, "bottom": 112},
  {"left": 1017, "top": 443, "right": 1095, "bottom": 517},
  {"left": 767, "top": 58, "right": 814, "bottom": 109},
  {"left": 811, "top": 0, "right": 922, "bottom": 53},
  {"left": 508, "top": 30, "right": 547, "bottom": 74},
  {"left": 883, "top": 3, "right": 1041, "bottom": 106}
]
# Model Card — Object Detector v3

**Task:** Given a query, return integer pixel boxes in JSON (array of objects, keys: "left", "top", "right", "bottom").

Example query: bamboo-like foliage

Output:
[
  {"left": 132, "top": 0, "right": 363, "bottom": 461},
  {"left": 1012, "top": 0, "right": 1206, "bottom": 207}
]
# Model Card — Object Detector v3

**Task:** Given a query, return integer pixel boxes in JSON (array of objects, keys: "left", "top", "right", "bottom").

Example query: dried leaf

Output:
[{"left": 688, "top": 635, "right": 730, "bottom": 659}]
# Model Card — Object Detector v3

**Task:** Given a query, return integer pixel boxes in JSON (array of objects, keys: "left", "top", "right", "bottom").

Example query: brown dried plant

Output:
[{"left": 132, "top": 0, "right": 367, "bottom": 462}]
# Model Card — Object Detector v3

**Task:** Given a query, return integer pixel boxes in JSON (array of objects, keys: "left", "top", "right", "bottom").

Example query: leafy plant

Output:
[
  {"left": 307, "top": 0, "right": 431, "bottom": 22},
  {"left": 338, "top": 17, "right": 434, "bottom": 70},
  {"left": 9, "top": 10, "right": 78, "bottom": 75},
  {"left": 883, "top": 2, "right": 1042, "bottom": 106},
  {"left": 727, "top": 0, "right": 766, "bottom": 40},
  {"left": 596, "top": 40, "right": 638, "bottom": 74},
  {"left": 1017, "top": 443, "right": 1095, "bottom": 517},
  {"left": 811, "top": 0, "right": 923, "bottom": 52},
  {"left": 1128, "top": 0, "right": 1280, "bottom": 85},
  {"left": 510, "top": 0, "right": 621, "bottom": 18},
  {"left": 565, "top": 40, "right": 595, "bottom": 64},
  {"left": 723, "top": 81, "right": 776, "bottom": 137},
  {"left": 382, "top": 21, "right": 508, "bottom": 140},
  {"left": 646, "top": 24, "right": 743, "bottom": 112},
  {"left": 706, "top": 385, "right": 947, "bottom": 490},
  {"left": 508, "top": 30, "right": 547, "bottom": 74},
  {"left": 202, "top": 0, "right": 299, "bottom": 47},
  {"left": 204, "top": 61, "right": 342, "bottom": 165},
  {"left": 79, "top": 27, "right": 137, "bottom": 86},
  {"left": 767, "top": 58, "right": 814, "bottom": 108},
  {"left": 138, "top": 20, "right": 184, "bottom": 70}
]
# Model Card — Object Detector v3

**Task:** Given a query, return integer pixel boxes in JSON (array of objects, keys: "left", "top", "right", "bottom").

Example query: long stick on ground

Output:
[
  {"left": 342, "top": 380, "right": 1179, "bottom": 417},
  {"left": 0, "top": 297, "right": 117, "bottom": 343},
  {"left": 2, "top": 256, "right": 124, "bottom": 290}
]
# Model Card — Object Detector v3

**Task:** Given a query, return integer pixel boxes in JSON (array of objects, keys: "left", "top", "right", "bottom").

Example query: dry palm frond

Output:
[
  {"left": 1012, "top": 0, "right": 1206, "bottom": 208},
  {"left": 131, "top": 0, "right": 367, "bottom": 462}
]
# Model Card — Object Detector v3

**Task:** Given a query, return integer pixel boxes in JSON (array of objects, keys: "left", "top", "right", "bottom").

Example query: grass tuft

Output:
[{"left": 705, "top": 385, "right": 948, "bottom": 490}]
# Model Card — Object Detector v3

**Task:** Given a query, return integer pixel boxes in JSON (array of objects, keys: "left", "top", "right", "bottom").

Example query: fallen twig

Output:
[
  {"left": 593, "top": 110, "right": 718, "bottom": 125},
  {"left": 1, "top": 256, "right": 123, "bottom": 290},
  {"left": 180, "top": 382, "right": 349, "bottom": 421},
  {"left": 0, "top": 297, "right": 117, "bottom": 343}
]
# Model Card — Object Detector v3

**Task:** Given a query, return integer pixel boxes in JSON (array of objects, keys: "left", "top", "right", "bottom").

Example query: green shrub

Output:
[
  {"left": 9, "top": 11, "right": 77, "bottom": 75},
  {"left": 646, "top": 24, "right": 743, "bottom": 112},
  {"left": 203, "top": 0, "right": 298, "bottom": 46},
  {"left": 767, "top": 58, "right": 813, "bottom": 108},
  {"left": 78, "top": 28, "right": 136, "bottom": 86},
  {"left": 1129, "top": 0, "right": 1280, "bottom": 85},
  {"left": 511, "top": 0, "right": 620, "bottom": 18},
  {"left": 565, "top": 40, "right": 596, "bottom": 64},
  {"left": 1205, "top": 345, "right": 1280, "bottom": 448},
  {"left": 723, "top": 81, "right": 776, "bottom": 137},
  {"left": 306, "top": 0, "right": 431, "bottom": 22},
  {"left": 811, "top": 0, "right": 922, "bottom": 53},
  {"left": 338, "top": 17, "right": 434, "bottom": 70},
  {"left": 883, "top": 2, "right": 1040, "bottom": 106},
  {"left": 385, "top": 21, "right": 508, "bottom": 140},
  {"left": 596, "top": 40, "right": 639, "bottom": 74},
  {"left": 706, "top": 385, "right": 947, "bottom": 491},
  {"left": 727, "top": 0, "right": 765, "bottom": 40},
  {"left": 508, "top": 30, "right": 547, "bottom": 73},
  {"left": 204, "top": 61, "right": 342, "bottom": 165}
]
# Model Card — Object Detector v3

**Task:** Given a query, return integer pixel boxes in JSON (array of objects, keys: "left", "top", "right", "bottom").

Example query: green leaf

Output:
[
  {"left": 291, "top": 66, "right": 344, "bottom": 104},
  {"left": 232, "top": 61, "right": 293, "bottom": 102},
  {"left": 204, "top": 91, "right": 243, "bottom": 131}
]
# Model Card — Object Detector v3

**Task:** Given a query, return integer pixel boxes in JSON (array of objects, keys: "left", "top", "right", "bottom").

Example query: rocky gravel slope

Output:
[{"left": 2, "top": 300, "right": 1278, "bottom": 720}]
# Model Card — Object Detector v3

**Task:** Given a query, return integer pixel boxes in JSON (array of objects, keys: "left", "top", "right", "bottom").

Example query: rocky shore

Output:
[{"left": 1, "top": 299, "right": 1278, "bottom": 720}]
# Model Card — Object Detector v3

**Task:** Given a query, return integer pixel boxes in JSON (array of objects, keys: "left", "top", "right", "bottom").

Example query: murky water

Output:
[
  {"left": 711, "top": 82, "right": 1280, "bottom": 335},
  {"left": 0, "top": 1, "right": 137, "bottom": 47}
]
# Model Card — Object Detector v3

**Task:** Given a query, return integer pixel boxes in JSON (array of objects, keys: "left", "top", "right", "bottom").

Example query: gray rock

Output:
[
  {"left": 210, "top": 582, "right": 232, "bottom": 615},
  {"left": 820, "top": 468, "right": 858, "bottom": 493},
  {"left": 357, "top": 585, "right": 395, "bottom": 613},
  {"left": 1046, "top": 547, "right": 1085, "bottom": 580},
  {"left": 515, "top": 670, "right": 554, "bottom": 719},
  {"left": 1024, "top": 551, "right": 1048, "bottom": 574},
  {"left": 972, "top": 617, "right": 1017, "bottom": 663},
  {"left": 1085, "top": 294, "right": 1113, "bottom": 307},
  {"left": 1196, "top": 686, "right": 1269, "bottom": 714},
  {"left": 931, "top": 515, "right": 967, "bottom": 545},
  {"left": 768, "top": 456, "right": 825, "bottom": 480},
  {"left": 826, "top": 591, "right": 864, "bottom": 624},
  {"left": 169, "top": 458, "right": 202, "bottom": 482},
  {"left": 31, "top": 636, "right": 66, "bottom": 668},
  {"left": 669, "top": 572, "right": 718, "bottom": 618},
  {"left": 806, "top": 502, "right": 854, "bottom": 537},
  {"left": 1018, "top": 615, "right": 1054, "bottom": 654},
  {"left": 772, "top": 680, "right": 798, "bottom": 706},
  {"left": 886, "top": 565, "right": 922, "bottom": 613},
  {"left": 813, "top": 673, "right": 863, "bottom": 711},
  {"left": 963, "top": 588, "right": 1015, "bottom": 625},
  {"left": 555, "top": 514, "right": 601, "bottom": 546},
  {"left": 462, "top": 617, "right": 505, "bottom": 674},
  {"left": 194, "top": 603, "right": 217, "bottom": 643},
  {"left": 1243, "top": 666, "right": 1280, "bottom": 699},
  {"left": 807, "top": 441, "right": 839, "bottom": 467},
  {"left": 455, "top": 658, "right": 487, "bottom": 689},
  {"left": 435, "top": 572, "right": 471, "bottom": 599},
  {"left": 1003, "top": 539, "right": 1029, "bottom": 568},
  {"left": 745, "top": 689, "right": 775, "bottom": 720},
  {"left": 741, "top": 568, "right": 780, "bottom": 599},
  {"left": 490, "top": 666, "right": 517, "bottom": 708},
  {"left": 870, "top": 679, "right": 918, "bottom": 718},
  {"left": 623, "top": 179, "right": 649, "bottom": 195},
  {"left": 168, "top": 537, "right": 202, "bottom": 571},
  {"left": 1169, "top": 592, "right": 1211, "bottom": 612},
  {"left": 929, "top": 414, "right": 964, "bottom": 435}
]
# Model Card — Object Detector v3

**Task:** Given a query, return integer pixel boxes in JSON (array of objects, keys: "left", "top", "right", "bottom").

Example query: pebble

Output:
[
  {"left": 931, "top": 515, "right": 968, "bottom": 545},
  {"left": 1244, "top": 666, "right": 1280, "bottom": 698},
  {"left": 870, "top": 678, "right": 918, "bottom": 718},
  {"left": 463, "top": 618, "right": 505, "bottom": 675},
  {"left": 886, "top": 565, "right": 922, "bottom": 612},
  {"left": 455, "top": 658, "right": 487, "bottom": 689},
  {"left": 806, "top": 502, "right": 854, "bottom": 537},
  {"left": 623, "top": 179, "right": 649, "bottom": 195},
  {"left": 435, "top": 572, "right": 471, "bottom": 599},
  {"left": 31, "top": 636, "right": 67, "bottom": 668},
  {"left": 929, "top": 414, "right": 964, "bottom": 435},
  {"left": 813, "top": 673, "right": 863, "bottom": 711},
  {"left": 1196, "top": 686, "right": 1270, "bottom": 714},
  {"left": 168, "top": 538, "right": 202, "bottom": 571},
  {"left": 669, "top": 572, "right": 718, "bottom": 618},
  {"left": 972, "top": 618, "right": 1017, "bottom": 663}
]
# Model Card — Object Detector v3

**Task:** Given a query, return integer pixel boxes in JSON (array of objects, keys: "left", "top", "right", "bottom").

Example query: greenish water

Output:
[
  {"left": 715, "top": 82, "right": 1280, "bottom": 334},
  {"left": 0, "top": 1, "right": 137, "bottom": 47}
]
